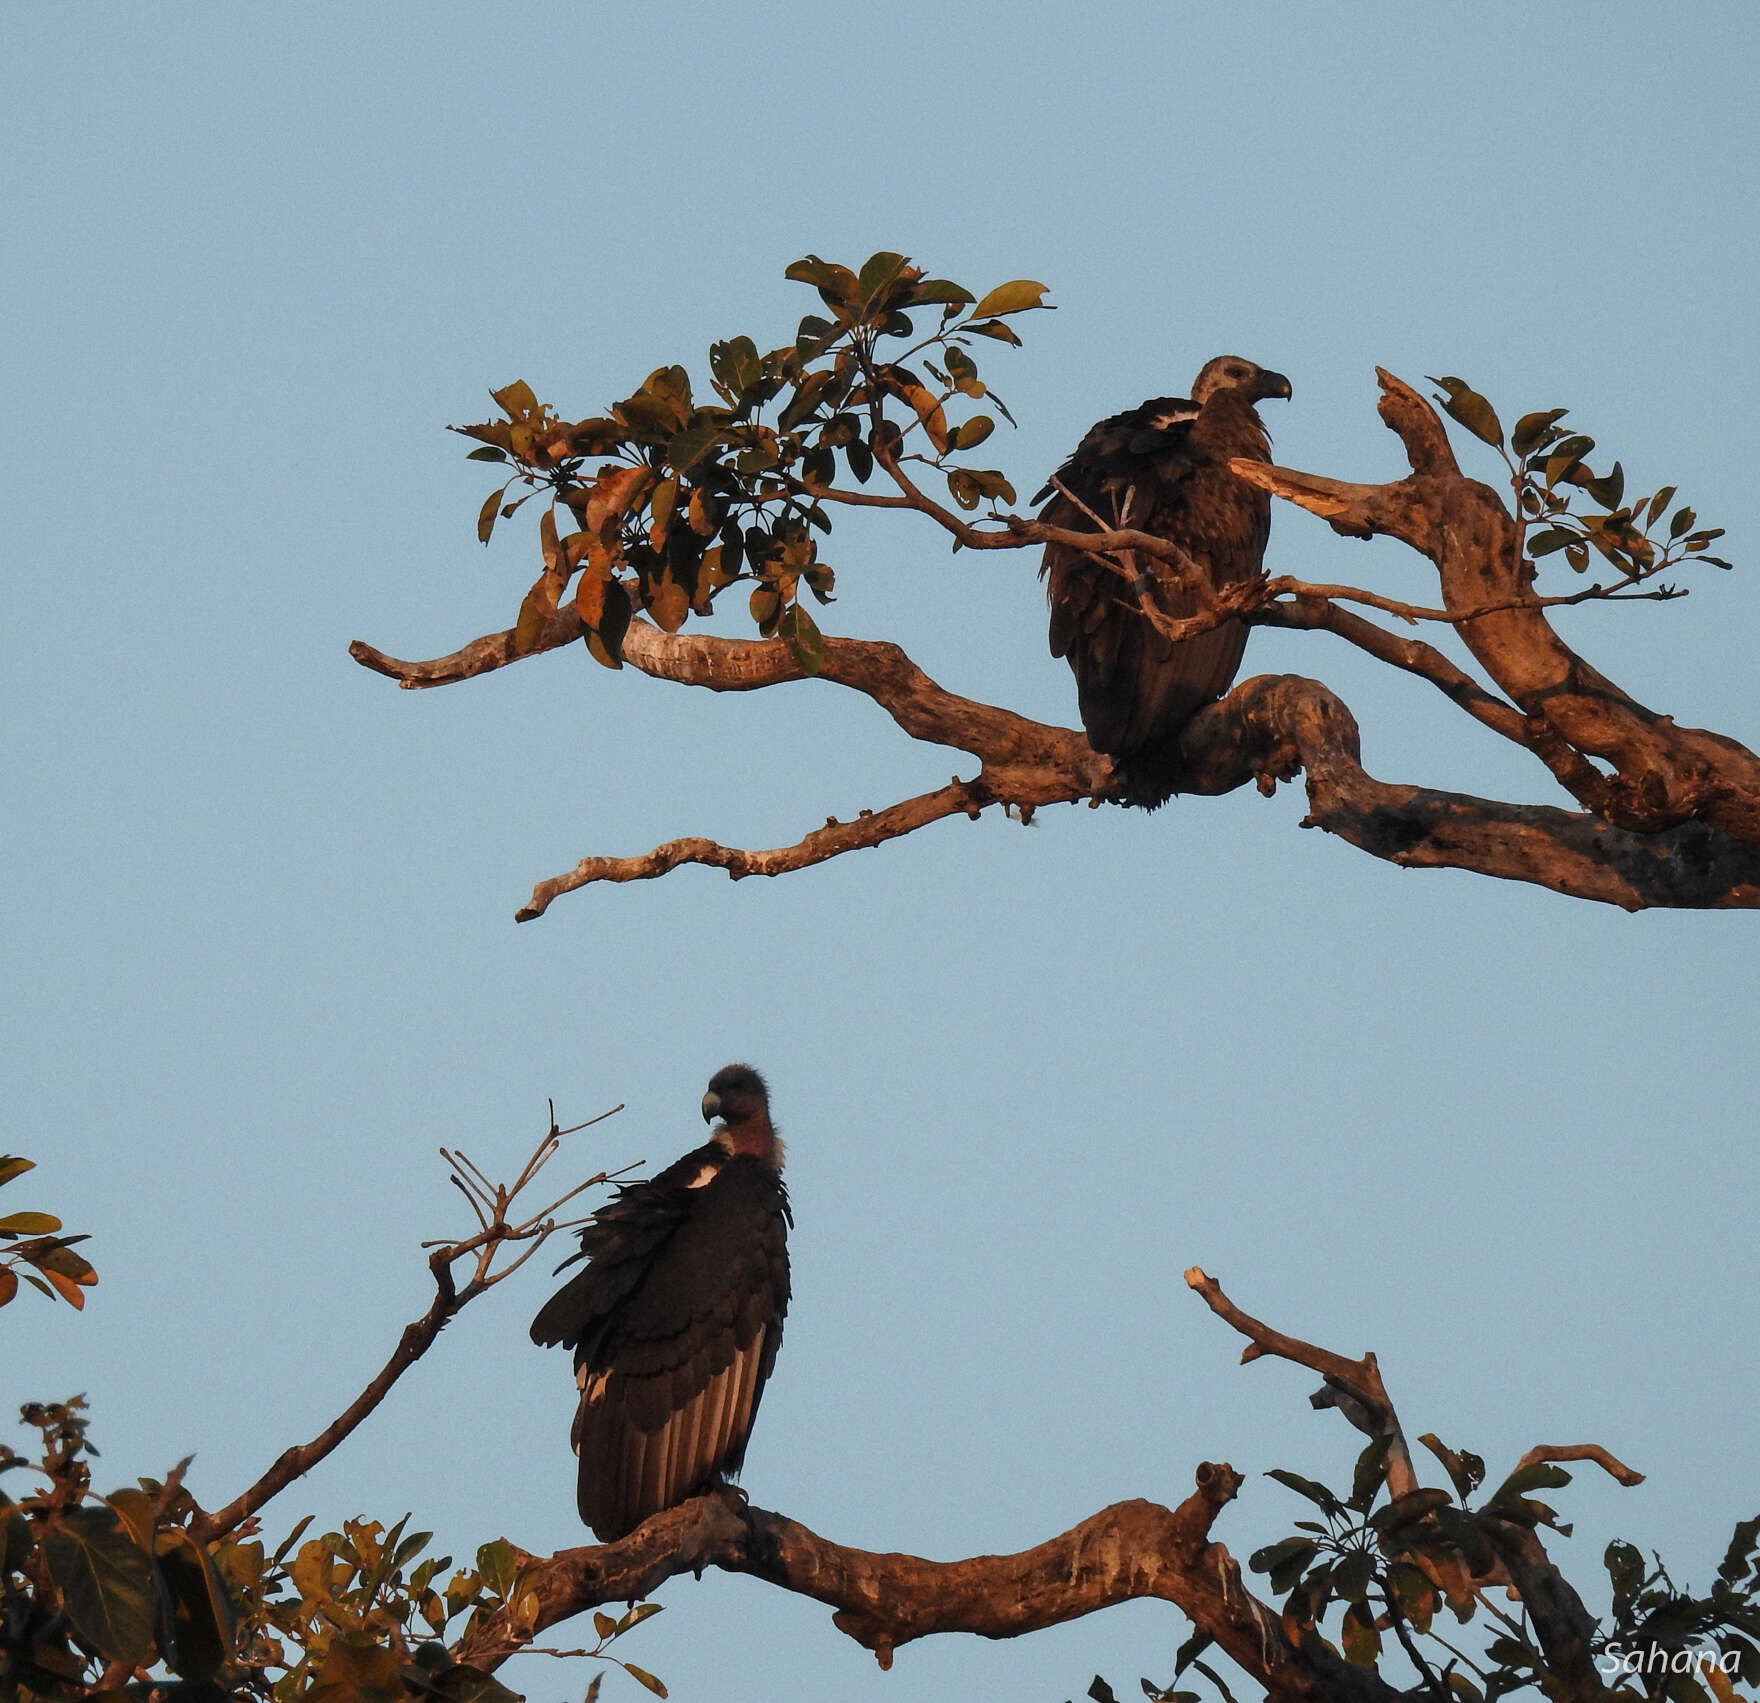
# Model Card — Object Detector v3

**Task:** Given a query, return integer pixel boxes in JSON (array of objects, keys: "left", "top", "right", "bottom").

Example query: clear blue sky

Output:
[{"left": 5, "top": 6, "right": 1756, "bottom": 1700}]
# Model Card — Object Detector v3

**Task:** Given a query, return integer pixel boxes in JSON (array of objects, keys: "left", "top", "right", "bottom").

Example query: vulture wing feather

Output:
[{"left": 1038, "top": 360, "right": 1286, "bottom": 807}]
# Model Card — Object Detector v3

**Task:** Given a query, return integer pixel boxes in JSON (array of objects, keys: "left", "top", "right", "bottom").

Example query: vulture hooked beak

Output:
[
  {"left": 701, "top": 1090, "right": 721, "bottom": 1124},
  {"left": 1256, "top": 370, "right": 1292, "bottom": 403}
]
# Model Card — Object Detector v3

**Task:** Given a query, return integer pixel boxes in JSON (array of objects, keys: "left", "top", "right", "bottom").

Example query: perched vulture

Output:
[
  {"left": 1037, "top": 356, "right": 1291, "bottom": 807},
  {"left": 530, "top": 1064, "right": 791, "bottom": 1541}
]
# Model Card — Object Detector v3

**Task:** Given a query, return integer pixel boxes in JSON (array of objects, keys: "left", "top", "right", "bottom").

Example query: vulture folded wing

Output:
[
  {"left": 568, "top": 1156, "right": 790, "bottom": 1540},
  {"left": 1037, "top": 367, "right": 1280, "bottom": 807}
]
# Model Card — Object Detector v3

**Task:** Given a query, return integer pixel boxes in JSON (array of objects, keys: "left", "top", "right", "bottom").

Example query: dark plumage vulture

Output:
[
  {"left": 1037, "top": 355, "right": 1291, "bottom": 807},
  {"left": 530, "top": 1064, "right": 791, "bottom": 1541}
]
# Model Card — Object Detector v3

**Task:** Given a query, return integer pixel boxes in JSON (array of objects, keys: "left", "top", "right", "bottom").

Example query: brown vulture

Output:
[
  {"left": 1036, "top": 355, "right": 1291, "bottom": 807},
  {"left": 530, "top": 1064, "right": 790, "bottom": 1541}
]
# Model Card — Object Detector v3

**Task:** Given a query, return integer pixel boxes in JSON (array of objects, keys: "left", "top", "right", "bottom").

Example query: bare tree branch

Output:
[
  {"left": 453, "top": 1476, "right": 1402, "bottom": 1703},
  {"left": 1185, "top": 1266, "right": 1420, "bottom": 1500},
  {"left": 189, "top": 1117, "right": 617, "bottom": 1544},
  {"left": 1232, "top": 370, "right": 1760, "bottom": 849},
  {"left": 1514, "top": 1443, "right": 1645, "bottom": 1488}
]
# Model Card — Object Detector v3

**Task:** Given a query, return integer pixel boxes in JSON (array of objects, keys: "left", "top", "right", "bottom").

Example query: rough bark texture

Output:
[
  {"left": 432, "top": 1271, "right": 1640, "bottom": 1702},
  {"left": 351, "top": 368, "right": 1760, "bottom": 917},
  {"left": 454, "top": 1473, "right": 1400, "bottom": 1703}
]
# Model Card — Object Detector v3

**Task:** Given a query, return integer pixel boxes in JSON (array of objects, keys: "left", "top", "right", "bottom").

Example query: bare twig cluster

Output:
[{"left": 188, "top": 1105, "right": 625, "bottom": 1544}]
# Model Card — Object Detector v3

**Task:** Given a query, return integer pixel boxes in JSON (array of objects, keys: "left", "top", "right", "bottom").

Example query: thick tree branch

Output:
[
  {"left": 354, "top": 615, "right": 1760, "bottom": 911},
  {"left": 453, "top": 1476, "right": 1400, "bottom": 1703},
  {"left": 1233, "top": 370, "right": 1760, "bottom": 850}
]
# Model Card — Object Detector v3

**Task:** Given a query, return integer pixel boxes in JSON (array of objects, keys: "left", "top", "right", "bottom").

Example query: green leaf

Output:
[
  {"left": 156, "top": 1529, "right": 235, "bottom": 1680},
  {"left": 856, "top": 251, "right": 912, "bottom": 309},
  {"left": 666, "top": 423, "right": 724, "bottom": 474},
  {"left": 1647, "top": 485, "right": 1678, "bottom": 525},
  {"left": 778, "top": 604, "right": 825, "bottom": 675},
  {"left": 43, "top": 1506, "right": 158, "bottom": 1665},
  {"left": 844, "top": 439, "right": 873, "bottom": 483},
  {"left": 1, "top": 1506, "right": 32, "bottom": 1572},
  {"left": 952, "top": 414, "right": 995, "bottom": 451},
  {"left": 1172, "top": 1629, "right": 1213, "bottom": 1678},
  {"left": 428, "top": 1663, "right": 525, "bottom": 1703},
  {"left": 1341, "top": 1601, "right": 1381, "bottom": 1666},
  {"left": 1511, "top": 408, "right": 1570, "bottom": 456},
  {"left": 1418, "top": 1433, "right": 1485, "bottom": 1499},
  {"left": 778, "top": 369, "right": 836, "bottom": 433},
  {"left": 1427, "top": 376, "right": 1503, "bottom": 447},
  {"left": 1265, "top": 1468, "right": 1344, "bottom": 1518},
  {"left": 1527, "top": 527, "right": 1577, "bottom": 556},
  {"left": 1333, "top": 1549, "right": 1375, "bottom": 1603},
  {"left": 1349, "top": 1433, "right": 1392, "bottom": 1512},
  {"left": 784, "top": 255, "right": 857, "bottom": 308},
  {"left": 1497, "top": 1461, "right": 1572, "bottom": 1498},
  {"left": 967, "top": 319, "right": 1022, "bottom": 345},
  {"left": 1607, "top": 1538, "right": 1646, "bottom": 1616},
  {"left": 709, "top": 335, "right": 762, "bottom": 396},
  {"left": 476, "top": 485, "right": 507, "bottom": 546},
  {"left": 1717, "top": 1517, "right": 1760, "bottom": 1587},
  {"left": 1583, "top": 460, "right": 1625, "bottom": 509},
  {"left": 491, "top": 380, "right": 539, "bottom": 420},
  {"left": 1089, "top": 1680, "right": 1120, "bottom": 1703},
  {"left": 1670, "top": 506, "right": 1698, "bottom": 539},
  {"left": 0, "top": 1211, "right": 61, "bottom": 1235},
  {"left": 972, "top": 279, "right": 1051, "bottom": 318},
  {"left": 907, "top": 278, "right": 975, "bottom": 308},
  {"left": 946, "top": 468, "right": 980, "bottom": 511},
  {"left": 623, "top": 1662, "right": 668, "bottom": 1697},
  {"left": 585, "top": 579, "right": 631, "bottom": 669}
]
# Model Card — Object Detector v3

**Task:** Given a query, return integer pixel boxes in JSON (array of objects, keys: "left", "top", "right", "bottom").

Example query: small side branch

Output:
[
  {"left": 518, "top": 777, "right": 1013, "bottom": 920},
  {"left": 1186, "top": 1267, "right": 1419, "bottom": 1499},
  {"left": 1514, "top": 1443, "right": 1644, "bottom": 1488},
  {"left": 189, "top": 1112, "right": 618, "bottom": 1543}
]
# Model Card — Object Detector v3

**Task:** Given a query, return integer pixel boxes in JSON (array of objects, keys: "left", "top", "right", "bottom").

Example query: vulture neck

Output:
[
  {"left": 712, "top": 1118, "right": 785, "bottom": 1170},
  {"left": 1194, "top": 393, "right": 1271, "bottom": 457}
]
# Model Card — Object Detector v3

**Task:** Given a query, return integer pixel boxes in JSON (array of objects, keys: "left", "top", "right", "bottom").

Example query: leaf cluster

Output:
[
  {"left": 1597, "top": 1518, "right": 1760, "bottom": 1700},
  {"left": 1222, "top": 1431, "right": 1760, "bottom": 1703},
  {"left": 1429, "top": 379, "right": 1732, "bottom": 598},
  {"left": 0, "top": 1399, "right": 673, "bottom": 1703},
  {"left": 0, "top": 1157, "right": 97, "bottom": 1311},
  {"left": 451, "top": 253, "right": 1049, "bottom": 673}
]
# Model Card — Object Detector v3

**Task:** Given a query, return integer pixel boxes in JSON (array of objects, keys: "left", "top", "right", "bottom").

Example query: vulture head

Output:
[
  {"left": 702, "top": 1062, "right": 769, "bottom": 1125},
  {"left": 1192, "top": 355, "right": 1293, "bottom": 407}
]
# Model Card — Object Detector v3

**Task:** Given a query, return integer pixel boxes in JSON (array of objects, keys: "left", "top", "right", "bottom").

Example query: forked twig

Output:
[{"left": 189, "top": 1100, "right": 626, "bottom": 1543}]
